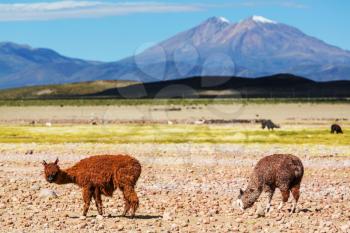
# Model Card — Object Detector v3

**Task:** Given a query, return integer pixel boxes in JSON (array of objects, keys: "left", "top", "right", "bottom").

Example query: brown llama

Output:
[
  {"left": 42, "top": 155, "right": 141, "bottom": 217},
  {"left": 331, "top": 124, "right": 343, "bottom": 134},
  {"left": 237, "top": 154, "right": 304, "bottom": 213}
]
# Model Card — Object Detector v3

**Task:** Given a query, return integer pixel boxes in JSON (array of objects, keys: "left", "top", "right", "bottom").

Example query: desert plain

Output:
[{"left": 0, "top": 102, "right": 350, "bottom": 232}]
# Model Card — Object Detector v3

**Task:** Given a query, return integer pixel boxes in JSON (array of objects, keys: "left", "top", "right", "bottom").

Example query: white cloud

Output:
[
  {"left": 0, "top": 1, "right": 307, "bottom": 21},
  {"left": 0, "top": 1, "right": 204, "bottom": 21}
]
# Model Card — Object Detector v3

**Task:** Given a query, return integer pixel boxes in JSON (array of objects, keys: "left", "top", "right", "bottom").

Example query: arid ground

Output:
[
  {"left": 0, "top": 103, "right": 349, "bottom": 232},
  {"left": 0, "top": 103, "right": 350, "bottom": 124},
  {"left": 1, "top": 143, "right": 350, "bottom": 232}
]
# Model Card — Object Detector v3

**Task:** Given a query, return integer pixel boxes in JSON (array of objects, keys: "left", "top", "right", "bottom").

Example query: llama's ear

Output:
[
  {"left": 42, "top": 160, "right": 47, "bottom": 166},
  {"left": 54, "top": 158, "right": 59, "bottom": 165}
]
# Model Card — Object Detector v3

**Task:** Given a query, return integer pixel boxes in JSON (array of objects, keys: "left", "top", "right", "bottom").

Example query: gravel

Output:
[{"left": 1, "top": 143, "right": 349, "bottom": 232}]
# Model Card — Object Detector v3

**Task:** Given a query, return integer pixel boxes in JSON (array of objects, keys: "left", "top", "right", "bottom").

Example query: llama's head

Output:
[
  {"left": 42, "top": 158, "right": 60, "bottom": 183},
  {"left": 236, "top": 188, "right": 259, "bottom": 211}
]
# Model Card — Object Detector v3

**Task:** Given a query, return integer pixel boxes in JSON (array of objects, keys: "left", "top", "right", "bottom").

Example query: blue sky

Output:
[{"left": 0, "top": 0, "right": 349, "bottom": 61}]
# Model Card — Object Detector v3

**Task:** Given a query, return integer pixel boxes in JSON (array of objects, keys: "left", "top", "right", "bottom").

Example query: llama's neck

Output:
[
  {"left": 243, "top": 188, "right": 262, "bottom": 208},
  {"left": 243, "top": 174, "right": 263, "bottom": 208},
  {"left": 56, "top": 169, "right": 76, "bottom": 184}
]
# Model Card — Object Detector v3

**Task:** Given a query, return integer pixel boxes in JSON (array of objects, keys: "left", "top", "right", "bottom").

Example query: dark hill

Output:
[{"left": 92, "top": 74, "right": 350, "bottom": 98}]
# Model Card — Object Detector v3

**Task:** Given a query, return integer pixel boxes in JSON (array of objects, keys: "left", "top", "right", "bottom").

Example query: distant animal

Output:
[
  {"left": 331, "top": 124, "right": 343, "bottom": 134},
  {"left": 45, "top": 122, "right": 52, "bottom": 127},
  {"left": 237, "top": 154, "right": 304, "bottom": 214},
  {"left": 261, "top": 119, "right": 280, "bottom": 130},
  {"left": 42, "top": 155, "right": 141, "bottom": 217}
]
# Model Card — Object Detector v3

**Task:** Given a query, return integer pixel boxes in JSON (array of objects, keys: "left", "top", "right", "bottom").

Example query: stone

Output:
[
  {"left": 38, "top": 189, "right": 57, "bottom": 199},
  {"left": 341, "top": 224, "right": 349, "bottom": 232},
  {"left": 255, "top": 206, "right": 265, "bottom": 218},
  {"left": 170, "top": 223, "right": 179, "bottom": 231},
  {"left": 163, "top": 209, "right": 175, "bottom": 221},
  {"left": 30, "top": 185, "right": 40, "bottom": 191}
]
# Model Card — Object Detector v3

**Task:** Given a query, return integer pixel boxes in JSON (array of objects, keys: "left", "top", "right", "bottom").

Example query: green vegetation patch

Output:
[
  {"left": 0, "top": 124, "right": 348, "bottom": 145},
  {"left": 0, "top": 80, "right": 138, "bottom": 100}
]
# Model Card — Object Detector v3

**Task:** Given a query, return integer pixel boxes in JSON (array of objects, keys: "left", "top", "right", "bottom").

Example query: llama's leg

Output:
[
  {"left": 290, "top": 185, "right": 300, "bottom": 213},
  {"left": 265, "top": 187, "right": 275, "bottom": 213},
  {"left": 278, "top": 189, "right": 290, "bottom": 211},
  {"left": 120, "top": 186, "right": 131, "bottom": 217},
  {"left": 123, "top": 185, "right": 139, "bottom": 218},
  {"left": 115, "top": 166, "right": 140, "bottom": 218},
  {"left": 82, "top": 187, "right": 93, "bottom": 216},
  {"left": 93, "top": 188, "right": 104, "bottom": 216}
]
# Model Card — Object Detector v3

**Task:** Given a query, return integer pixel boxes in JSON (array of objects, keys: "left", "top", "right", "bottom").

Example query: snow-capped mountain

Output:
[
  {"left": 74, "top": 15, "right": 350, "bottom": 83},
  {"left": 1, "top": 15, "right": 350, "bottom": 89}
]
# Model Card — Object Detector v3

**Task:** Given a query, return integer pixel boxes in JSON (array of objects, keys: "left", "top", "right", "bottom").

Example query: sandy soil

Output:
[
  {"left": 0, "top": 103, "right": 349, "bottom": 124},
  {"left": 1, "top": 143, "right": 350, "bottom": 232}
]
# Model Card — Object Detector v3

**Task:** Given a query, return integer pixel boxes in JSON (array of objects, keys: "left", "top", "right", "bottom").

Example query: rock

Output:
[
  {"left": 79, "top": 216, "right": 86, "bottom": 220},
  {"left": 331, "top": 213, "right": 341, "bottom": 220},
  {"left": 341, "top": 224, "right": 349, "bottom": 232},
  {"left": 117, "top": 225, "right": 124, "bottom": 231},
  {"left": 96, "top": 215, "right": 103, "bottom": 220},
  {"left": 276, "top": 215, "right": 283, "bottom": 221},
  {"left": 163, "top": 209, "right": 175, "bottom": 221},
  {"left": 181, "top": 219, "right": 190, "bottom": 227},
  {"left": 255, "top": 206, "right": 265, "bottom": 218},
  {"left": 203, "top": 218, "right": 210, "bottom": 224},
  {"left": 30, "top": 185, "right": 40, "bottom": 191},
  {"left": 103, "top": 213, "right": 111, "bottom": 217},
  {"left": 38, "top": 189, "right": 57, "bottom": 199},
  {"left": 170, "top": 223, "right": 179, "bottom": 231},
  {"left": 181, "top": 222, "right": 189, "bottom": 227}
]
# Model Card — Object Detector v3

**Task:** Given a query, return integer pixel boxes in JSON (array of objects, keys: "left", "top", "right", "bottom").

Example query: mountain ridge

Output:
[
  {"left": 73, "top": 15, "right": 350, "bottom": 83},
  {"left": 1, "top": 15, "right": 350, "bottom": 89}
]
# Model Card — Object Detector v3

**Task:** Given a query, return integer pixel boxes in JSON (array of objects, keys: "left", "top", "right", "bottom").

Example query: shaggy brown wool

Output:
[
  {"left": 237, "top": 154, "right": 304, "bottom": 213},
  {"left": 42, "top": 155, "right": 141, "bottom": 217}
]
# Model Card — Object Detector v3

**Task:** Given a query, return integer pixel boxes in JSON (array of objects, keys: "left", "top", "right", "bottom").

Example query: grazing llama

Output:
[
  {"left": 42, "top": 155, "right": 141, "bottom": 217},
  {"left": 331, "top": 124, "right": 343, "bottom": 134},
  {"left": 237, "top": 154, "right": 304, "bottom": 213},
  {"left": 261, "top": 120, "right": 280, "bottom": 130}
]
